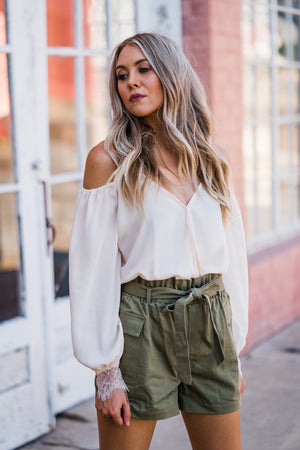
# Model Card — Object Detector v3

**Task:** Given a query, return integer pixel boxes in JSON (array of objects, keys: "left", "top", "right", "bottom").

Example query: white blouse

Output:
[{"left": 69, "top": 179, "right": 248, "bottom": 375}]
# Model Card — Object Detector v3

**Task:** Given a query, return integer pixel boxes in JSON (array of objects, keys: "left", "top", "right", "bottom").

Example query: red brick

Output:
[{"left": 182, "top": 0, "right": 300, "bottom": 351}]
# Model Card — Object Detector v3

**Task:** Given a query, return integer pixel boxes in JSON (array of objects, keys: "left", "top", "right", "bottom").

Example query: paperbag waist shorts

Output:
[{"left": 118, "top": 273, "right": 240, "bottom": 420}]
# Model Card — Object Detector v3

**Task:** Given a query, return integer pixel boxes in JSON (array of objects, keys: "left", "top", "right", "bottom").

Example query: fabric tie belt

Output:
[{"left": 122, "top": 275, "right": 225, "bottom": 385}]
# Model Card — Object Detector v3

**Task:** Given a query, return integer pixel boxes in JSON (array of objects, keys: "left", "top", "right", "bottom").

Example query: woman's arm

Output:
[
  {"left": 222, "top": 188, "right": 249, "bottom": 377},
  {"left": 69, "top": 142, "right": 130, "bottom": 425},
  {"left": 83, "top": 140, "right": 117, "bottom": 189}
]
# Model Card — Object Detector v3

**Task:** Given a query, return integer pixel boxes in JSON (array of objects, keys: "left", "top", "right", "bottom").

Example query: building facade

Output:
[
  {"left": 182, "top": 0, "right": 300, "bottom": 351},
  {"left": 0, "top": 0, "right": 299, "bottom": 448}
]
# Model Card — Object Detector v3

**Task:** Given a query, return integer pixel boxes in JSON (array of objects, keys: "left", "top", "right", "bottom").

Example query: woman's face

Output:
[{"left": 115, "top": 44, "right": 163, "bottom": 123}]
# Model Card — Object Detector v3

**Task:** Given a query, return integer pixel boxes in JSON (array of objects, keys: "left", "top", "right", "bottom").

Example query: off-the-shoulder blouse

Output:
[{"left": 69, "top": 179, "right": 248, "bottom": 375}]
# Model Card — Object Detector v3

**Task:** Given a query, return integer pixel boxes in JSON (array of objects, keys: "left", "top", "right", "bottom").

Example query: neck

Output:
[
  {"left": 143, "top": 115, "right": 164, "bottom": 141},
  {"left": 143, "top": 115, "right": 176, "bottom": 166}
]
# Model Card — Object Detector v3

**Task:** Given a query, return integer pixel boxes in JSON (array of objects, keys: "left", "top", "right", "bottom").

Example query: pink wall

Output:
[{"left": 182, "top": 0, "right": 300, "bottom": 351}]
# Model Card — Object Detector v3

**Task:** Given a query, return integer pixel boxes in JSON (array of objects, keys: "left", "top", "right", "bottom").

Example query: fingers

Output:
[
  {"left": 95, "top": 390, "right": 131, "bottom": 427},
  {"left": 122, "top": 401, "right": 131, "bottom": 427},
  {"left": 240, "top": 376, "right": 246, "bottom": 396},
  {"left": 95, "top": 394, "right": 103, "bottom": 411},
  {"left": 96, "top": 402, "right": 122, "bottom": 425},
  {"left": 108, "top": 405, "right": 124, "bottom": 426}
]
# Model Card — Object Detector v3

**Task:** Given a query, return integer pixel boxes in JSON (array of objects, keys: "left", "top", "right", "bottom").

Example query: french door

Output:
[{"left": 0, "top": 1, "right": 135, "bottom": 448}]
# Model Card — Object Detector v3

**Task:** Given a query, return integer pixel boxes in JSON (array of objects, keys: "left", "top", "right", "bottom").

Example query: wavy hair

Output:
[{"left": 105, "top": 33, "right": 232, "bottom": 221}]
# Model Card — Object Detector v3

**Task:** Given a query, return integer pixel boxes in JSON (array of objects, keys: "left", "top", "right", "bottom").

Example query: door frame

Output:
[{"left": 0, "top": 1, "right": 54, "bottom": 448}]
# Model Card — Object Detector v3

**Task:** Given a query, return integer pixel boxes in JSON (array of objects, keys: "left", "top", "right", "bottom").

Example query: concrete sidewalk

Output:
[{"left": 21, "top": 317, "right": 300, "bottom": 450}]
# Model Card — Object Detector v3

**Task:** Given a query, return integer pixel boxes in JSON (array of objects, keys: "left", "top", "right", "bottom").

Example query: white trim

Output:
[
  {"left": 271, "top": 5, "right": 300, "bottom": 15},
  {"left": 74, "top": 0, "right": 86, "bottom": 169},
  {"left": 0, "top": 44, "right": 11, "bottom": 52},
  {"left": 0, "top": 2, "right": 54, "bottom": 448},
  {"left": 50, "top": 172, "right": 83, "bottom": 184},
  {"left": 47, "top": 46, "right": 109, "bottom": 56},
  {"left": 244, "top": 115, "right": 300, "bottom": 126},
  {"left": 0, "top": 182, "right": 20, "bottom": 193},
  {"left": 105, "top": 0, "right": 114, "bottom": 49},
  {"left": 271, "top": 3, "right": 279, "bottom": 231},
  {"left": 247, "top": 221, "right": 300, "bottom": 254},
  {"left": 136, "top": 0, "right": 182, "bottom": 46},
  {"left": 243, "top": 0, "right": 300, "bottom": 239}
]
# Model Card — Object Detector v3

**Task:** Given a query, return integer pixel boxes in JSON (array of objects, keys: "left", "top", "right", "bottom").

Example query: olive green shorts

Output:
[{"left": 118, "top": 273, "right": 240, "bottom": 420}]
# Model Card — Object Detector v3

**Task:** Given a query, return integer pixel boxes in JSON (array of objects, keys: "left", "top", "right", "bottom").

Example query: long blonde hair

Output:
[{"left": 105, "top": 33, "right": 232, "bottom": 221}]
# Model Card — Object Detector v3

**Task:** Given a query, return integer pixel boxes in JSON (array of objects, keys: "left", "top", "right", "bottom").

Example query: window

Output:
[
  {"left": 242, "top": 0, "right": 300, "bottom": 241},
  {"left": 0, "top": 0, "right": 24, "bottom": 322},
  {"left": 46, "top": 0, "right": 136, "bottom": 299}
]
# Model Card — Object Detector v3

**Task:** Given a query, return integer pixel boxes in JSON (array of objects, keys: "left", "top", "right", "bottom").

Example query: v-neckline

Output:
[{"left": 149, "top": 178, "right": 202, "bottom": 208}]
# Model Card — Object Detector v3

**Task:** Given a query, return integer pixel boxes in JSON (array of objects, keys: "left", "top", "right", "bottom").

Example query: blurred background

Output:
[{"left": 0, "top": 0, "right": 299, "bottom": 448}]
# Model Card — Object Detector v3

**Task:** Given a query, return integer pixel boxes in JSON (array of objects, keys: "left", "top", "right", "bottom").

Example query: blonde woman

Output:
[{"left": 69, "top": 33, "right": 248, "bottom": 450}]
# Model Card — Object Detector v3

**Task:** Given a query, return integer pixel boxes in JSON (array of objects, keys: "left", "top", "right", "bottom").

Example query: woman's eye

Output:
[
  {"left": 117, "top": 73, "right": 127, "bottom": 81},
  {"left": 139, "top": 67, "right": 150, "bottom": 73}
]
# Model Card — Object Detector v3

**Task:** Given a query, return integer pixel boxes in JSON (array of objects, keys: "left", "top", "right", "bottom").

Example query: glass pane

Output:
[
  {"left": 278, "top": 0, "right": 287, "bottom": 5},
  {"left": 242, "top": 3, "right": 271, "bottom": 61},
  {"left": 85, "top": 56, "right": 108, "bottom": 149},
  {"left": 47, "top": 0, "right": 74, "bottom": 47},
  {"left": 0, "top": 0, "right": 7, "bottom": 45},
  {"left": 294, "top": 171, "right": 300, "bottom": 220},
  {"left": 279, "top": 124, "right": 290, "bottom": 171},
  {"left": 48, "top": 56, "right": 78, "bottom": 174},
  {"left": 277, "top": 12, "right": 289, "bottom": 62},
  {"left": 0, "top": 193, "right": 22, "bottom": 322},
  {"left": 242, "top": 3, "right": 255, "bottom": 59},
  {"left": 243, "top": 124, "right": 255, "bottom": 181},
  {"left": 112, "top": 0, "right": 136, "bottom": 46},
  {"left": 0, "top": 53, "right": 14, "bottom": 183},
  {"left": 243, "top": 64, "right": 254, "bottom": 121},
  {"left": 52, "top": 182, "right": 78, "bottom": 299},
  {"left": 279, "top": 177, "right": 291, "bottom": 225},
  {"left": 256, "top": 124, "right": 272, "bottom": 179},
  {"left": 292, "top": 68, "right": 300, "bottom": 113},
  {"left": 255, "top": 5, "right": 271, "bottom": 61},
  {"left": 292, "top": 14, "right": 300, "bottom": 61},
  {"left": 257, "top": 178, "right": 272, "bottom": 233},
  {"left": 293, "top": 123, "right": 300, "bottom": 168},
  {"left": 83, "top": 0, "right": 107, "bottom": 49},
  {"left": 257, "top": 65, "right": 271, "bottom": 118},
  {"left": 292, "top": 1, "right": 300, "bottom": 8},
  {"left": 278, "top": 68, "right": 289, "bottom": 115},
  {"left": 244, "top": 181, "right": 256, "bottom": 238}
]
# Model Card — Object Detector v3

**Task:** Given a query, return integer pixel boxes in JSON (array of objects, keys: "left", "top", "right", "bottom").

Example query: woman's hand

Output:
[
  {"left": 240, "top": 376, "right": 246, "bottom": 396},
  {"left": 95, "top": 388, "right": 131, "bottom": 427}
]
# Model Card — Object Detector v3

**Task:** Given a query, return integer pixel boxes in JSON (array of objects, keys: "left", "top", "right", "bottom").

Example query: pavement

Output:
[{"left": 20, "top": 317, "right": 300, "bottom": 450}]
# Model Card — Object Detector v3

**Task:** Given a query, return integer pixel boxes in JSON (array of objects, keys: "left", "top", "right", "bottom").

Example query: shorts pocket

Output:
[
  {"left": 119, "top": 310, "right": 146, "bottom": 385},
  {"left": 221, "top": 290, "right": 233, "bottom": 329},
  {"left": 220, "top": 290, "right": 238, "bottom": 364}
]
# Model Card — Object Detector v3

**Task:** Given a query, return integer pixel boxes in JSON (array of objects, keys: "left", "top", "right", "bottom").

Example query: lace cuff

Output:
[{"left": 95, "top": 367, "right": 128, "bottom": 401}]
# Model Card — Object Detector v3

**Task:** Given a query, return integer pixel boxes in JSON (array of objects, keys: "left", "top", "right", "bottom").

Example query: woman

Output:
[{"left": 69, "top": 33, "right": 248, "bottom": 450}]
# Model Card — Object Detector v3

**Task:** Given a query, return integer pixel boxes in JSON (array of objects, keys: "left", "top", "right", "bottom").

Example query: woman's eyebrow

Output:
[{"left": 116, "top": 58, "right": 148, "bottom": 71}]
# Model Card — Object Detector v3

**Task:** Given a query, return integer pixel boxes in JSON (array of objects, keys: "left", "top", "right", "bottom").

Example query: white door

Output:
[
  {"left": 45, "top": 0, "right": 136, "bottom": 415},
  {"left": 0, "top": 2, "right": 53, "bottom": 449},
  {"left": 0, "top": 0, "right": 182, "bottom": 446},
  {"left": 0, "top": 1, "right": 136, "bottom": 448}
]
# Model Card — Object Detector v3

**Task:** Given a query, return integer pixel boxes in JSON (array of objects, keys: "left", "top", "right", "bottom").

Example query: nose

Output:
[{"left": 127, "top": 71, "right": 141, "bottom": 89}]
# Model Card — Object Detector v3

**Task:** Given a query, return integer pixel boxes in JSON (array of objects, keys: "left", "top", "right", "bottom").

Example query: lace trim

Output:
[{"left": 95, "top": 367, "right": 128, "bottom": 401}]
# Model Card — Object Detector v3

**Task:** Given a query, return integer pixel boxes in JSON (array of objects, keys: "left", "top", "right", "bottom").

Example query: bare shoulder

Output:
[{"left": 83, "top": 141, "right": 117, "bottom": 189}]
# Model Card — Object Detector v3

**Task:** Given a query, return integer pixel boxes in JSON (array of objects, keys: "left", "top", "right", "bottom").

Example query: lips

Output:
[{"left": 129, "top": 93, "right": 145, "bottom": 102}]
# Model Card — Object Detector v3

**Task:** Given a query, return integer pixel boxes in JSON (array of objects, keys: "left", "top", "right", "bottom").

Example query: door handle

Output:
[
  {"left": 46, "top": 217, "right": 56, "bottom": 246},
  {"left": 41, "top": 180, "right": 56, "bottom": 254}
]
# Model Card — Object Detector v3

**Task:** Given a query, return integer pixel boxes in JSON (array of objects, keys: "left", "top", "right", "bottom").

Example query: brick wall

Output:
[
  {"left": 246, "top": 240, "right": 300, "bottom": 350},
  {"left": 181, "top": 0, "right": 300, "bottom": 352},
  {"left": 182, "top": 0, "right": 244, "bottom": 205}
]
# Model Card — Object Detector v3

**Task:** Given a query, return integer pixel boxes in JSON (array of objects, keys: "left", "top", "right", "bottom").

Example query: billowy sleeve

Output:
[
  {"left": 222, "top": 189, "right": 249, "bottom": 372},
  {"left": 69, "top": 184, "right": 124, "bottom": 375}
]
